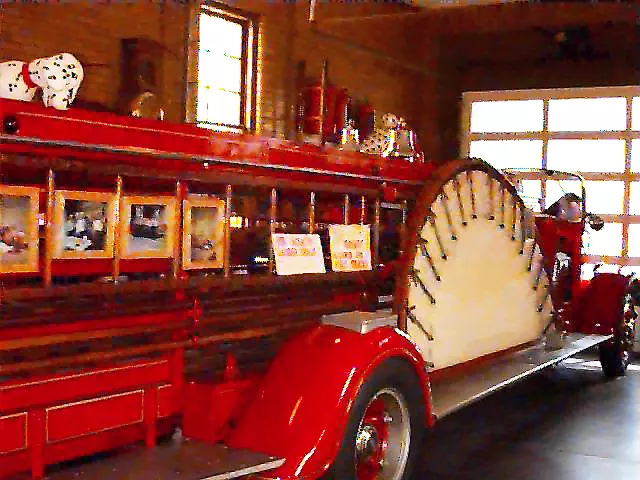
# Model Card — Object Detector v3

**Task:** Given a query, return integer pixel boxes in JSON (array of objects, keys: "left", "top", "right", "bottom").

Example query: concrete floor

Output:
[{"left": 414, "top": 354, "right": 640, "bottom": 480}]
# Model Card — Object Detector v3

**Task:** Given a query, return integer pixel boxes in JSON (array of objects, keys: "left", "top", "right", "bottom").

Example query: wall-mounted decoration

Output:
[
  {"left": 121, "top": 196, "right": 176, "bottom": 259},
  {"left": 0, "top": 185, "right": 40, "bottom": 273},
  {"left": 182, "top": 195, "right": 225, "bottom": 270},
  {"left": 53, "top": 190, "right": 116, "bottom": 259},
  {"left": 117, "top": 38, "right": 165, "bottom": 120}
]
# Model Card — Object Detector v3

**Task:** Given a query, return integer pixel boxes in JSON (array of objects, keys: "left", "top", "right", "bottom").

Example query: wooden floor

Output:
[{"left": 415, "top": 352, "right": 640, "bottom": 480}]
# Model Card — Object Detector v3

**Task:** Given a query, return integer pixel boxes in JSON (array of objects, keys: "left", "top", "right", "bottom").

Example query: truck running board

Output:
[
  {"left": 430, "top": 333, "right": 612, "bottom": 420},
  {"left": 33, "top": 440, "right": 284, "bottom": 480}
]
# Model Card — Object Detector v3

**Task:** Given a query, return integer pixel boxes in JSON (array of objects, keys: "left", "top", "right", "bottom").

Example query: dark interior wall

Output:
[
  {"left": 0, "top": 2, "right": 636, "bottom": 164},
  {"left": 0, "top": 1, "right": 431, "bottom": 147},
  {"left": 436, "top": 20, "right": 639, "bottom": 160}
]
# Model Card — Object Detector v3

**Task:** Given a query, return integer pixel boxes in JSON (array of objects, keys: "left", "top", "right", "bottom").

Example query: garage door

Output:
[{"left": 461, "top": 86, "right": 640, "bottom": 279}]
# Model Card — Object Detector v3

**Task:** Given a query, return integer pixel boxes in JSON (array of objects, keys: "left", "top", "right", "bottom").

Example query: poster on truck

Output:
[
  {"left": 272, "top": 233, "right": 325, "bottom": 275},
  {"left": 329, "top": 224, "right": 372, "bottom": 272}
]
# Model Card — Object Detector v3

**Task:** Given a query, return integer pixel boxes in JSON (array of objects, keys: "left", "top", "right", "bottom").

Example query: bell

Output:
[
  {"left": 340, "top": 119, "right": 360, "bottom": 152},
  {"left": 382, "top": 118, "right": 420, "bottom": 161}
]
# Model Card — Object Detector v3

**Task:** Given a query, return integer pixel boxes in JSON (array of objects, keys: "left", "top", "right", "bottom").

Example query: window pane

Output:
[
  {"left": 548, "top": 97, "right": 626, "bottom": 132},
  {"left": 633, "top": 97, "right": 640, "bottom": 131},
  {"left": 632, "top": 139, "right": 640, "bottom": 173},
  {"left": 629, "top": 225, "right": 640, "bottom": 258},
  {"left": 199, "top": 14, "right": 243, "bottom": 58},
  {"left": 630, "top": 182, "right": 640, "bottom": 215},
  {"left": 198, "top": 54, "right": 242, "bottom": 93},
  {"left": 583, "top": 181, "right": 625, "bottom": 215},
  {"left": 547, "top": 139, "right": 625, "bottom": 173},
  {"left": 545, "top": 180, "right": 581, "bottom": 209},
  {"left": 582, "top": 263, "right": 623, "bottom": 280},
  {"left": 197, "top": 87, "right": 241, "bottom": 126},
  {"left": 620, "top": 265, "right": 640, "bottom": 277},
  {"left": 583, "top": 223, "right": 622, "bottom": 256},
  {"left": 469, "top": 140, "right": 542, "bottom": 170},
  {"left": 470, "top": 100, "right": 543, "bottom": 133},
  {"left": 516, "top": 180, "right": 541, "bottom": 212}
]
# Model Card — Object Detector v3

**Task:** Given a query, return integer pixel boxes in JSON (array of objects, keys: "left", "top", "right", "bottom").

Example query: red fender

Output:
[
  {"left": 225, "top": 324, "right": 431, "bottom": 480},
  {"left": 572, "top": 272, "right": 630, "bottom": 334}
]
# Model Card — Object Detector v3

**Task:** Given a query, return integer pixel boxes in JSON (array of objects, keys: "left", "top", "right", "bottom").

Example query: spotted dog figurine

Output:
[
  {"left": 0, "top": 53, "right": 84, "bottom": 110},
  {"left": 359, "top": 113, "right": 400, "bottom": 156}
]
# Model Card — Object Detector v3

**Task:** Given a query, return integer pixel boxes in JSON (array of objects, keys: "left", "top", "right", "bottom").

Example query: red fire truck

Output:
[{"left": 0, "top": 98, "right": 637, "bottom": 479}]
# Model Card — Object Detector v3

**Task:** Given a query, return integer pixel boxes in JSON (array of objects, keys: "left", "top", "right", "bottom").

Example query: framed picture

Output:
[
  {"left": 121, "top": 195, "right": 176, "bottom": 259},
  {"left": 0, "top": 185, "right": 40, "bottom": 273},
  {"left": 182, "top": 195, "right": 225, "bottom": 270},
  {"left": 53, "top": 190, "right": 116, "bottom": 259}
]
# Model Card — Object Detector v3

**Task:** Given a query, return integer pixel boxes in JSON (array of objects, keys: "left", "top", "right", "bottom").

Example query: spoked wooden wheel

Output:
[{"left": 396, "top": 159, "right": 553, "bottom": 370}]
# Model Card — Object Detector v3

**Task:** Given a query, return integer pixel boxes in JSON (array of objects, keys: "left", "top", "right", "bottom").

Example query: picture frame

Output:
[
  {"left": 53, "top": 190, "right": 117, "bottom": 259},
  {"left": 182, "top": 195, "right": 226, "bottom": 270},
  {"left": 120, "top": 195, "right": 177, "bottom": 259},
  {"left": 0, "top": 185, "right": 40, "bottom": 273}
]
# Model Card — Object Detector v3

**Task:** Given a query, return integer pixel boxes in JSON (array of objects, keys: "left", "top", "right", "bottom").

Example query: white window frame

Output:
[
  {"left": 461, "top": 86, "right": 640, "bottom": 274},
  {"left": 185, "top": 1, "right": 258, "bottom": 132}
]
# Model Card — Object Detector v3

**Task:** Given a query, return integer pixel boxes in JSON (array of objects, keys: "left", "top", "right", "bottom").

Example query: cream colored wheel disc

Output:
[{"left": 397, "top": 160, "right": 552, "bottom": 370}]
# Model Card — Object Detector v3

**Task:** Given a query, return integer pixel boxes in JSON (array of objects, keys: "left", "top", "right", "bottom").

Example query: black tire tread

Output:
[{"left": 322, "top": 357, "right": 426, "bottom": 480}]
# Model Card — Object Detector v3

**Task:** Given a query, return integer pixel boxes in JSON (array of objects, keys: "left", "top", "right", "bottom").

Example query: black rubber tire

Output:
[
  {"left": 600, "top": 283, "right": 638, "bottom": 378},
  {"left": 322, "top": 357, "right": 425, "bottom": 480}
]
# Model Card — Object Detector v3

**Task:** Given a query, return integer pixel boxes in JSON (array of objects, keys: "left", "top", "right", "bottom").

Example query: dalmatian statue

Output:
[
  {"left": 0, "top": 53, "right": 84, "bottom": 110},
  {"left": 360, "top": 113, "right": 400, "bottom": 156}
]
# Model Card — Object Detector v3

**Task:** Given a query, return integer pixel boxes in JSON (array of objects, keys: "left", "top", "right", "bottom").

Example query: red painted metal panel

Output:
[
  {"left": 0, "top": 412, "right": 27, "bottom": 455},
  {"left": 572, "top": 273, "right": 630, "bottom": 334},
  {"left": 157, "top": 384, "right": 174, "bottom": 419},
  {"left": 0, "top": 449, "right": 30, "bottom": 479},
  {"left": 226, "top": 325, "right": 430, "bottom": 480},
  {"left": 46, "top": 390, "right": 144, "bottom": 443},
  {"left": 0, "top": 359, "right": 170, "bottom": 413},
  {"left": 183, "top": 378, "right": 259, "bottom": 444}
]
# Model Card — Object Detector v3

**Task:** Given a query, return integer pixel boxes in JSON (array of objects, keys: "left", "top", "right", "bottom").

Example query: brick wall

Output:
[
  {"left": 0, "top": 1, "right": 435, "bottom": 153},
  {"left": 0, "top": 1, "right": 187, "bottom": 122}
]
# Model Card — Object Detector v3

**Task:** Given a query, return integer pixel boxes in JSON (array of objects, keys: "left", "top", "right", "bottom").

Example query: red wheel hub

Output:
[{"left": 356, "top": 398, "right": 389, "bottom": 480}]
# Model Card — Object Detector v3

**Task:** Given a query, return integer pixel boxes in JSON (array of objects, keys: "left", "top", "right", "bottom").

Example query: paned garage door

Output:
[{"left": 461, "top": 87, "right": 640, "bottom": 279}]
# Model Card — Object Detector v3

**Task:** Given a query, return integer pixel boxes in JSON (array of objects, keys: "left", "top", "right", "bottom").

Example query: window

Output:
[
  {"left": 186, "top": 2, "right": 258, "bottom": 132},
  {"left": 462, "top": 86, "right": 640, "bottom": 277}
]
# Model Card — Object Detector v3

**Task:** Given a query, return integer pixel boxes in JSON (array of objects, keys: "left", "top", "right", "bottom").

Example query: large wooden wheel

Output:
[{"left": 395, "top": 159, "right": 553, "bottom": 370}]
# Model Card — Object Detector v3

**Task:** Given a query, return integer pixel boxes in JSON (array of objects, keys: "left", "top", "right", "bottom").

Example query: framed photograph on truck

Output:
[
  {"left": 0, "top": 185, "right": 40, "bottom": 273},
  {"left": 121, "top": 195, "right": 177, "bottom": 259},
  {"left": 53, "top": 190, "right": 116, "bottom": 259},
  {"left": 182, "top": 195, "right": 225, "bottom": 270}
]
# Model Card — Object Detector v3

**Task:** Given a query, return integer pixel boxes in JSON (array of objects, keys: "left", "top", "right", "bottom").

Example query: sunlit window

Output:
[
  {"left": 545, "top": 180, "right": 582, "bottom": 209},
  {"left": 462, "top": 87, "right": 640, "bottom": 276},
  {"left": 469, "top": 140, "right": 543, "bottom": 170},
  {"left": 187, "top": 5, "right": 257, "bottom": 132},
  {"left": 548, "top": 97, "right": 626, "bottom": 132},
  {"left": 630, "top": 182, "right": 640, "bottom": 215},
  {"left": 632, "top": 139, "right": 640, "bottom": 173},
  {"left": 470, "top": 100, "right": 543, "bottom": 133},
  {"left": 583, "top": 223, "right": 622, "bottom": 257},
  {"left": 629, "top": 225, "right": 640, "bottom": 258},
  {"left": 547, "top": 139, "right": 626, "bottom": 173},
  {"left": 516, "top": 180, "right": 542, "bottom": 212}
]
